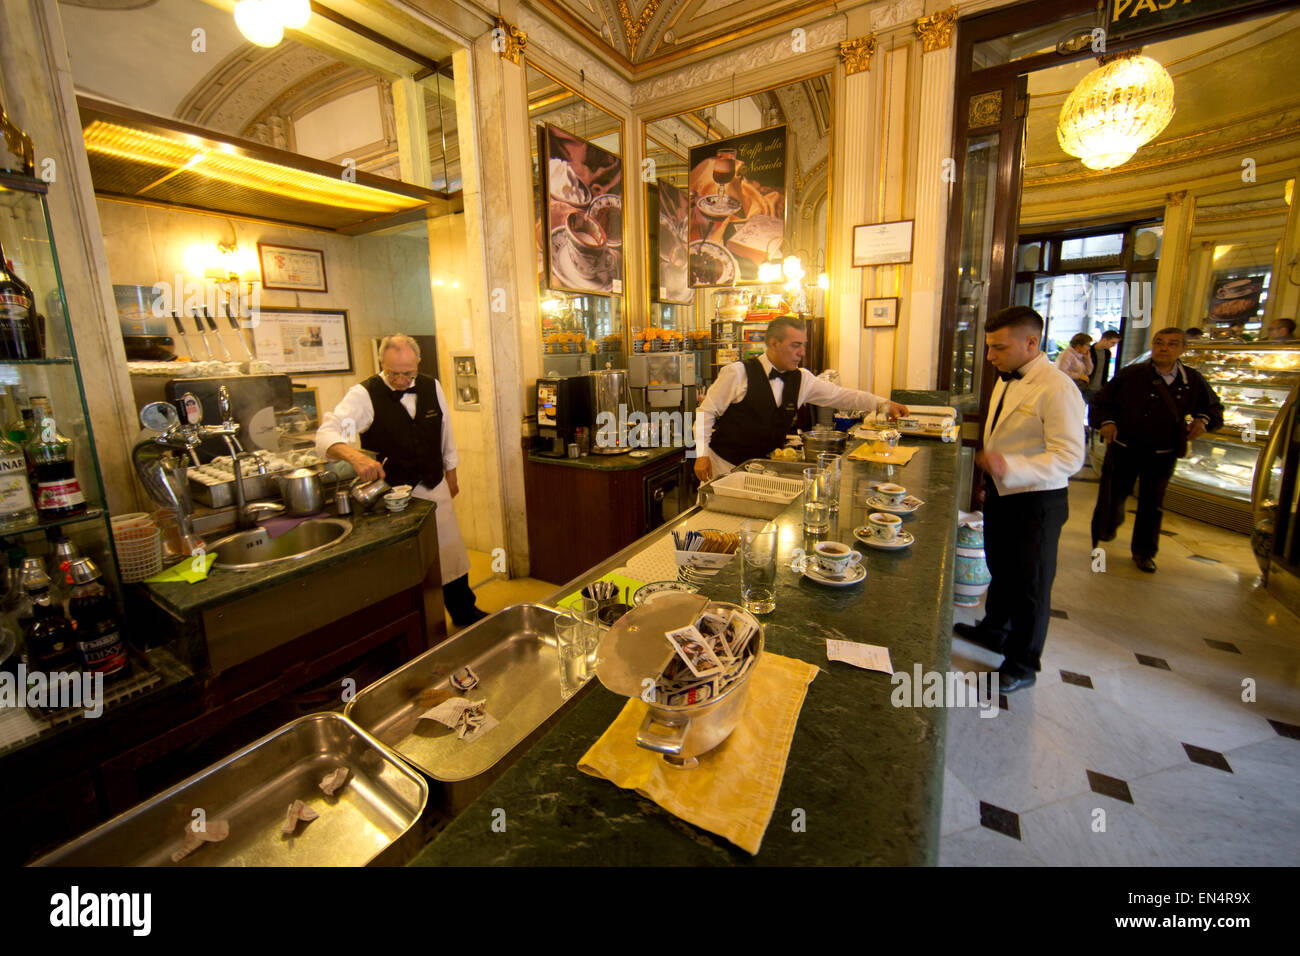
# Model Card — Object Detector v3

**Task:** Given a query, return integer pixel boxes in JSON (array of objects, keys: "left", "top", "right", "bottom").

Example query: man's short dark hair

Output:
[
  {"left": 985, "top": 306, "right": 1044, "bottom": 337},
  {"left": 1274, "top": 318, "right": 1296, "bottom": 335},
  {"left": 1153, "top": 327, "right": 1185, "bottom": 342},
  {"left": 766, "top": 315, "right": 806, "bottom": 345},
  {"left": 1100, "top": 329, "right": 1121, "bottom": 341},
  {"left": 1185, "top": 327, "right": 1204, "bottom": 337}
]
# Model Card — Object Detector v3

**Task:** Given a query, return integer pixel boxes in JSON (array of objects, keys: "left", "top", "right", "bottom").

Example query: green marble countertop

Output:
[
  {"left": 409, "top": 439, "right": 958, "bottom": 865},
  {"left": 137, "top": 500, "right": 436, "bottom": 619},
  {"left": 527, "top": 445, "right": 683, "bottom": 471}
]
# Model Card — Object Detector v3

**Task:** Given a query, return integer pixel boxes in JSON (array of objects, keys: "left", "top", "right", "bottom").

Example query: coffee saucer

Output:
[
  {"left": 796, "top": 557, "right": 867, "bottom": 587},
  {"left": 854, "top": 527, "right": 915, "bottom": 550},
  {"left": 865, "top": 494, "right": 922, "bottom": 515}
]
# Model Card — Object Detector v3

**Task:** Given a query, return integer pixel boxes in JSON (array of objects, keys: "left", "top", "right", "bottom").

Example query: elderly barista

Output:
[
  {"left": 693, "top": 315, "right": 907, "bottom": 481},
  {"left": 316, "top": 334, "right": 486, "bottom": 627}
]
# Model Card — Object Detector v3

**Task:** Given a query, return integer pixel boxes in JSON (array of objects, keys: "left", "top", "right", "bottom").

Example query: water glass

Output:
[
  {"left": 803, "top": 467, "right": 831, "bottom": 534},
  {"left": 554, "top": 613, "right": 591, "bottom": 696},
  {"left": 817, "top": 453, "right": 841, "bottom": 513},
  {"left": 740, "top": 520, "right": 779, "bottom": 614}
]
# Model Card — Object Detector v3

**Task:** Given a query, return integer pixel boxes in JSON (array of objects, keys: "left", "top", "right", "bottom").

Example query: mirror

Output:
[
  {"left": 140, "top": 401, "right": 180, "bottom": 432},
  {"left": 526, "top": 63, "right": 626, "bottom": 377}
]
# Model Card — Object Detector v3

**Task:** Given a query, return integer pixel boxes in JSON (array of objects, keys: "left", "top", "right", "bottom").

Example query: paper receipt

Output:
[{"left": 825, "top": 639, "right": 893, "bottom": 673}]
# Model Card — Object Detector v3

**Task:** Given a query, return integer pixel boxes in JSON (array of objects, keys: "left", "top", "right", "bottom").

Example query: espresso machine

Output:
[
  {"left": 536, "top": 374, "right": 594, "bottom": 456},
  {"left": 628, "top": 351, "right": 698, "bottom": 424}
]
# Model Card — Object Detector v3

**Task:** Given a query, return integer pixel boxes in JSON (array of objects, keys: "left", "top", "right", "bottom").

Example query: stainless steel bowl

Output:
[{"left": 802, "top": 428, "right": 848, "bottom": 461}]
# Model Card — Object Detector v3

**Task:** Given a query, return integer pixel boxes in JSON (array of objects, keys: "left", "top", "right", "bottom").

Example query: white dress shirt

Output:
[
  {"left": 984, "top": 352, "right": 1086, "bottom": 495},
  {"left": 315, "top": 376, "right": 469, "bottom": 583},
  {"left": 694, "top": 355, "right": 891, "bottom": 470}
]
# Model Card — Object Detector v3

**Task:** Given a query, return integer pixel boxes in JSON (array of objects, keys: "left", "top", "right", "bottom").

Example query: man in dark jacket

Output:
[{"left": 1089, "top": 327, "right": 1224, "bottom": 572}]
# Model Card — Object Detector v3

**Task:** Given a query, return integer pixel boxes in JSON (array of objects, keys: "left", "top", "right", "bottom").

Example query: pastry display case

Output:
[{"left": 1168, "top": 343, "right": 1300, "bottom": 533}]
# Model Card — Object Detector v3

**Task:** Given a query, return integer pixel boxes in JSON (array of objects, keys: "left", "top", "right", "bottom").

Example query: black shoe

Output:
[
  {"left": 954, "top": 622, "right": 1004, "bottom": 654},
  {"left": 451, "top": 606, "right": 489, "bottom": 628},
  {"left": 996, "top": 670, "right": 1036, "bottom": 693},
  {"left": 1133, "top": 555, "right": 1157, "bottom": 573}
]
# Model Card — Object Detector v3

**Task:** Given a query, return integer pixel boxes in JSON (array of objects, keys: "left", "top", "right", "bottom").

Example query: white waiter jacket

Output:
[{"left": 983, "top": 352, "right": 1086, "bottom": 496}]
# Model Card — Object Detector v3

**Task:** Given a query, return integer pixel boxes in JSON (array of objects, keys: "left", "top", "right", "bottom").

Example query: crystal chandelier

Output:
[{"left": 1056, "top": 50, "right": 1174, "bottom": 171}]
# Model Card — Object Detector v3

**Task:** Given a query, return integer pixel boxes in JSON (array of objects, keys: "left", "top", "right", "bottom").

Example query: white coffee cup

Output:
[
  {"left": 868, "top": 512, "right": 902, "bottom": 541},
  {"left": 876, "top": 483, "right": 907, "bottom": 506},
  {"left": 814, "top": 540, "right": 863, "bottom": 576}
]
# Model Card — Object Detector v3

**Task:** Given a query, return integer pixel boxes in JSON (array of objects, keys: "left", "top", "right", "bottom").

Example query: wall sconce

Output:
[
  {"left": 757, "top": 261, "right": 782, "bottom": 284},
  {"left": 817, "top": 273, "right": 829, "bottom": 290}
]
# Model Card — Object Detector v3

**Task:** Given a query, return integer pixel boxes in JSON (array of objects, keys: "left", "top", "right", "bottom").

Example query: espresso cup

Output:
[
  {"left": 566, "top": 211, "right": 607, "bottom": 267},
  {"left": 814, "top": 540, "right": 863, "bottom": 576},
  {"left": 868, "top": 512, "right": 902, "bottom": 541},
  {"left": 876, "top": 483, "right": 907, "bottom": 506}
]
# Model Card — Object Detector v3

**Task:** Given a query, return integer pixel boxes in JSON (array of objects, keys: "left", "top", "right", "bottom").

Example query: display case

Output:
[
  {"left": 0, "top": 172, "right": 119, "bottom": 581},
  {"left": 1168, "top": 342, "right": 1300, "bottom": 532}
]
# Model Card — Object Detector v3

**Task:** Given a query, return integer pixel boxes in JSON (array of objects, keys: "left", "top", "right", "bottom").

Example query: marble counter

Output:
[
  {"left": 410, "top": 439, "right": 959, "bottom": 865},
  {"left": 526, "top": 445, "right": 682, "bottom": 472}
]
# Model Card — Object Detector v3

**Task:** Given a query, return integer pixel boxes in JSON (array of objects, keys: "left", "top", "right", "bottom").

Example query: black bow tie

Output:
[
  {"left": 768, "top": 367, "right": 785, "bottom": 380},
  {"left": 998, "top": 369, "right": 1023, "bottom": 383},
  {"left": 390, "top": 387, "right": 416, "bottom": 398}
]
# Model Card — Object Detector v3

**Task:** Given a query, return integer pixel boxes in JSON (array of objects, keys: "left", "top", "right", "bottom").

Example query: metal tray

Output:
[
  {"left": 345, "top": 603, "right": 572, "bottom": 786},
  {"left": 34, "top": 713, "right": 427, "bottom": 867}
]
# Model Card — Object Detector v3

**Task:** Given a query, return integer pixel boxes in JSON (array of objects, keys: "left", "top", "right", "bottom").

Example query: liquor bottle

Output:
[
  {"left": 19, "top": 560, "right": 77, "bottom": 672},
  {"left": 5, "top": 385, "right": 32, "bottom": 445},
  {"left": 0, "top": 426, "right": 36, "bottom": 531},
  {"left": 67, "top": 557, "right": 129, "bottom": 682},
  {"left": 46, "top": 530, "right": 79, "bottom": 610},
  {"left": 26, "top": 396, "right": 85, "bottom": 518},
  {"left": 0, "top": 243, "right": 42, "bottom": 359}
]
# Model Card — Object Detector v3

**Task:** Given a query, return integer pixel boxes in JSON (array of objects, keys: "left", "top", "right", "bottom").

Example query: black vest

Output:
[
  {"left": 361, "top": 374, "right": 444, "bottom": 489},
  {"left": 709, "top": 358, "right": 801, "bottom": 466}
]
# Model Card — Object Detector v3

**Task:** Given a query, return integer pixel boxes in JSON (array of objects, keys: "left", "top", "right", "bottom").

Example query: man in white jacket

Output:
[{"left": 954, "top": 307, "right": 1085, "bottom": 692}]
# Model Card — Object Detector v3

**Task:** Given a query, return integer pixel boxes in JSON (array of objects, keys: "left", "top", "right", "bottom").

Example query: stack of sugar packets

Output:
[{"left": 655, "top": 606, "right": 759, "bottom": 706}]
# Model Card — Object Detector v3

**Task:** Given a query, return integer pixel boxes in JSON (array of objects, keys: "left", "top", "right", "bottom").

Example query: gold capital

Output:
[
  {"left": 839, "top": 34, "right": 877, "bottom": 76},
  {"left": 1166, "top": 190, "right": 1187, "bottom": 207},
  {"left": 493, "top": 17, "right": 527, "bottom": 65},
  {"left": 915, "top": 7, "right": 958, "bottom": 53}
]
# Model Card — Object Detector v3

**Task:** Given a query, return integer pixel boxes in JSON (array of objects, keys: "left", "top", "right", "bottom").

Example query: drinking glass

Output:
[
  {"left": 740, "top": 520, "right": 779, "bottom": 614},
  {"left": 713, "top": 148, "right": 738, "bottom": 195},
  {"left": 803, "top": 466, "right": 831, "bottom": 534},
  {"left": 554, "top": 613, "right": 591, "bottom": 696},
  {"left": 817, "top": 453, "right": 841, "bottom": 514}
]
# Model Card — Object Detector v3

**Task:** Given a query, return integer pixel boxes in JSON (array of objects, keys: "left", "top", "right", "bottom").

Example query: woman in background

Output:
[{"left": 1056, "top": 332, "right": 1094, "bottom": 390}]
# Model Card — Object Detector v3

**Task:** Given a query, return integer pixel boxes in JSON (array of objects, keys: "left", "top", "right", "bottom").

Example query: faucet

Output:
[{"left": 197, "top": 385, "right": 266, "bottom": 530}]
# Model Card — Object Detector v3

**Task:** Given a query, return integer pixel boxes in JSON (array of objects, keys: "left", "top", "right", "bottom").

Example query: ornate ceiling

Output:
[{"left": 533, "top": 0, "right": 834, "bottom": 68}]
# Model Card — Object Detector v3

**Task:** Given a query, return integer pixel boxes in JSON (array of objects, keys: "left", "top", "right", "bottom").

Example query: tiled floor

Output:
[
  {"left": 447, "top": 550, "right": 555, "bottom": 633},
  {"left": 941, "top": 476, "right": 1300, "bottom": 866}
]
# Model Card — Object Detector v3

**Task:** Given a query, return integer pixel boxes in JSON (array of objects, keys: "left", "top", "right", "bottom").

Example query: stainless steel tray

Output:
[
  {"left": 346, "top": 603, "right": 571, "bottom": 785},
  {"left": 34, "top": 713, "right": 427, "bottom": 867}
]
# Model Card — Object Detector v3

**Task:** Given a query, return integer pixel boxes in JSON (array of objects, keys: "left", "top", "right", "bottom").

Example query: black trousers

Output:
[
  {"left": 1090, "top": 443, "right": 1178, "bottom": 559},
  {"left": 442, "top": 573, "right": 481, "bottom": 625},
  {"left": 980, "top": 482, "right": 1069, "bottom": 679}
]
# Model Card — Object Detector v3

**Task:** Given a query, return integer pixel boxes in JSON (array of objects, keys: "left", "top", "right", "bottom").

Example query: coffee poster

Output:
[
  {"left": 1207, "top": 274, "right": 1265, "bottom": 323},
  {"left": 655, "top": 179, "right": 693, "bottom": 305},
  {"left": 540, "top": 124, "right": 623, "bottom": 296},
  {"left": 687, "top": 125, "right": 787, "bottom": 286}
]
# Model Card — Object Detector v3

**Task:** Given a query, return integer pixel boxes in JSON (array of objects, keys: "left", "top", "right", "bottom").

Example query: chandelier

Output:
[{"left": 1056, "top": 50, "right": 1174, "bottom": 171}]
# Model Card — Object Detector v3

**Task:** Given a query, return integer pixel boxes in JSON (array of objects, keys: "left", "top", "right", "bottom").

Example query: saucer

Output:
[
  {"left": 854, "top": 527, "right": 914, "bottom": 550},
  {"left": 865, "top": 494, "right": 922, "bottom": 515},
  {"left": 797, "top": 558, "right": 866, "bottom": 587}
]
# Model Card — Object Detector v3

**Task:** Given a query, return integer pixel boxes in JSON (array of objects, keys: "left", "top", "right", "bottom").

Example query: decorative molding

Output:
[
  {"left": 494, "top": 17, "right": 528, "bottom": 65},
  {"left": 968, "top": 90, "right": 1002, "bottom": 128},
  {"left": 1166, "top": 190, "right": 1188, "bottom": 206},
  {"left": 915, "top": 7, "right": 958, "bottom": 53},
  {"left": 839, "top": 35, "right": 877, "bottom": 76},
  {"left": 796, "top": 157, "right": 827, "bottom": 192},
  {"left": 521, "top": 9, "right": 634, "bottom": 104},
  {"left": 870, "top": 0, "right": 925, "bottom": 31},
  {"left": 615, "top": 0, "right": 662, "bottom": 49}
]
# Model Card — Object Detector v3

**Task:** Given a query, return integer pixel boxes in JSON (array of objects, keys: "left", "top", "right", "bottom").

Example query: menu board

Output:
[{"left": 250, "top": 307, "right": 353, "bottom": 374}]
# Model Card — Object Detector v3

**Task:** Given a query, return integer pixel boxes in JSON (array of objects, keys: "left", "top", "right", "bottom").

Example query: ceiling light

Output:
[
  {"left": 234, "top": 0, "right": 284, "bottom": 48},
  {"left": 268, "top": 0, "right": 311, "bottom": 30},
  {"left": 1056, "top": 51, "right": 1174, "bottom": 171}
]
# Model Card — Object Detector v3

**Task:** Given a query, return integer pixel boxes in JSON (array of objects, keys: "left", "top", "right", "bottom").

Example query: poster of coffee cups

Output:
[
  {"left": 688, "top": 126, "right": 787, "bottom": 287},
  {"left": 654, "top": 179, "right": 693, "bottom": 305},
  {"left": 1208, "top": 274, "right": 1265, "bottom": 323},
  {"left": 541, "top": 124, "right": 623, "bottom": 296}
]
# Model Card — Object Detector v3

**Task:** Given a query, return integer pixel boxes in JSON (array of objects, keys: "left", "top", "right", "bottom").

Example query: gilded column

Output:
[{"left": 1151, "top": 190, "right": 1194, "bottom": 333}]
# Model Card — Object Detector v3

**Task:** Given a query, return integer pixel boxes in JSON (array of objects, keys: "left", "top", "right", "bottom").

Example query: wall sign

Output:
[
  {"left": 258, "top": 242, "right": 327, "bottom": 293},
  {"left": 1106, "top": 0, "right": 1272, "bottom": 43},
  {"left": 853, "top": 221, "right": 914, "bottom": 267},
  {"left": 250, "top": 307, "right": 352, "bottom": 374}
]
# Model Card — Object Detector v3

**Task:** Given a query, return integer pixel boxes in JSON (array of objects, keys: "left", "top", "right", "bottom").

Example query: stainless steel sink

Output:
[{"left": 210, "top": 518, "right": 352, "bottom": 570}]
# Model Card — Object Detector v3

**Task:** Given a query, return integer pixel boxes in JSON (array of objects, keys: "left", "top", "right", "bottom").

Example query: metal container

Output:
[
  {"left": 33, "top": 713, "right": 428, "bottom": 867},
  {"left": 589, "top": 368, "right": 632, "bottom": 454},
  {"left": 275, "top": 466, "right": 338, "bottom": 516},
  {"left": 350, "top": 475, "right": 391, "bottom": 508},
  {"left": 802, "top": 428, "right": 848, "bottom": 462},
  {"left": 346, "top": 603, "right": 578, "bottom": 814}
]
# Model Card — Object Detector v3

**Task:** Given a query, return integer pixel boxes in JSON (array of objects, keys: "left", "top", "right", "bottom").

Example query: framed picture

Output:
[
  {"left": 863, "top": 297, "right": 899, "bottom": 328},
  {"left": 853, "top": 221, "right": 914, "bottom": 267},
  {"left": 258, "top": 242, "right": 328, "bottom": 293},
  {"left": 654, "top": 179, "right": 693, "bottom": 305},
  {"left": 540, "top": 124, "right": 623, "bottom": 296},
  {"left": 291, "top": 385, "right": 320, "bottom": 427},
  {"left": 250, "top": 307, "right": 353, "bottom": 374},
  {"left": 688, "top": 125, "right": 787, "bottom": 286}
]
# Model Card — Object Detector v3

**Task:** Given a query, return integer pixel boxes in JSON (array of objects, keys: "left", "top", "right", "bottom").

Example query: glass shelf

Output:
[
  {"left": 0, "top": 507, "right": 106, "bottom": 538},
  {"left": 0, "top": 357, "right": 75, "bottom": 367}
]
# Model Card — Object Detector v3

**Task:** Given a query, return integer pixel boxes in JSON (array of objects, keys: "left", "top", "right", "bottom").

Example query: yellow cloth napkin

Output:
[
  {"left": 144, "top": 553, "right": 216, "bottom": 584},
  {"left": 578, "top": 651, "right": 819, "bottom": 855},
  {"left": 557, "top": 571, "right": 645, "bottom": 611},
  {"left": 847, "top": 444, "right": 917, "bottom": 465}
]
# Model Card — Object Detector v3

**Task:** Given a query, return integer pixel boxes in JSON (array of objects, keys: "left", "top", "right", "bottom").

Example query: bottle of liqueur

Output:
[
  {"left": 26, "top": 396, "right": 85, "bottom": 518},
  {"left": 19, "top": 560, "right": 76, "bottom": 672},
  {"left": 67, "top": 557, "right": 129, "bottom": 682},
  {"left": 0, "top": 400, "right": 36, "bottom": 531},
  {"left": 0, "top": 243, "right": 42, "bottom": 359},
  {"left": 5, "top": 384, "right": 32, "bottom": 445}
]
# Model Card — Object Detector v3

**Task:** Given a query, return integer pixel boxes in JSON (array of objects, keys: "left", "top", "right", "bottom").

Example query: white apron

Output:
[{"left": 412, "top": 478, "right": 470, "bottom": 584}]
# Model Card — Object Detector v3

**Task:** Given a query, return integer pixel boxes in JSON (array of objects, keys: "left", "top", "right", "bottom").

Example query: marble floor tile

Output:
[
  {"left": 1017, "top": 792, "right": 1200, "bottom": 866},
  {"left": 938, "top": 823, "right": 1047, "bottom": 865},
  {"left": 1039, "top": 617, "right": 1144, "bottom": 675},
  {"left": 1225, "top": 737, "right": 1300, "bottom": 795},
  {"left": 940, "top": 768, "right": 981, "bottom": 836}
]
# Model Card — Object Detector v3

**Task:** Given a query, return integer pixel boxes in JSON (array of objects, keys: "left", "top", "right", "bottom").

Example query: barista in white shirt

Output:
[
  {"left": 692, "top": 316, "right": 907, "bottom": 481},
  {"left": 952, "top": 307, "right": 1085, "bottom": 693}
]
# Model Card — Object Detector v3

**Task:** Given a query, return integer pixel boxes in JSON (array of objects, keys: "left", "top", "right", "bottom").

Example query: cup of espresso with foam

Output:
[
  {"left": 876, "top": 483, "right": 906, "bottom": 506},
  {"left": 566, "top": 211, "right": 607, "bottom": 267},
  {"left": 868, "top": 512, "right": 902, "bottom": 541},
  {"left": 814, "top": 540, "right": 863, "bottom": 576}
]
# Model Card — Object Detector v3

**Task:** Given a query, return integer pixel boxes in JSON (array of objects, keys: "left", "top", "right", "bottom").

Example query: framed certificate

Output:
[
  {"left": 250, "top": 307, "right": 352, "bottom": 374},
  {"left": 852, "top": 221, "right": 914, "bottom": 267},
  {"left": 258, "top": 242, "right": 328, "bottom": 293}
]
